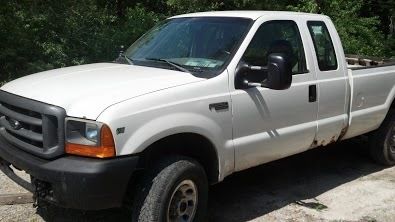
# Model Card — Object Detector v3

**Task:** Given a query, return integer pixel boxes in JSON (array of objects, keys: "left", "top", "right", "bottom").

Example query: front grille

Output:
[{"left": 0, "top": 90, "right": 66, "bottom": 159}]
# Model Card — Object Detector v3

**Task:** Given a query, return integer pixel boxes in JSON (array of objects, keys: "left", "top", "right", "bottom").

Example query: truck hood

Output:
[{"left": 1, "top": 63, "right": 204, "bottom": 119}]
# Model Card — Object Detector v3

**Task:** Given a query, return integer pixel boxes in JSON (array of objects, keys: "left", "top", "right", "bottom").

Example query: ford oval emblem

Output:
[{"left": 8, "top": 119, "right": 22, "bottom": 130}]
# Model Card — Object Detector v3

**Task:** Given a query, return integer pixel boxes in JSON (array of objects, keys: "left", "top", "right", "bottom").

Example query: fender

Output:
[
  {"left": 121, "top": 113, "right": 234, "bottom": 181},
  {"left": 96, "top": 72, "right": 234, "bottom": 180}
]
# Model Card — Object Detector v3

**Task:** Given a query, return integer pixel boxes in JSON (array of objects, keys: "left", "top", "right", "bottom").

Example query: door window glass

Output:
[
  {"left": 242, "top": 20, "right": 307, "bottom": 75},
  {"left": 307, "top": 21, "right": 338, "bottom": 71}
]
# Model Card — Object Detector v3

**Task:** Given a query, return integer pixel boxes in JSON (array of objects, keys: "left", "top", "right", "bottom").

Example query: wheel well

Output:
[
  {"left": 140, "top": 133, "right": 220, "bottom": 184},
  {"left": 387, "top": 99, "right": 395, "bottom": 117},
  {"left": 391, "top": 99, "right": 395, "bottom": 110}
]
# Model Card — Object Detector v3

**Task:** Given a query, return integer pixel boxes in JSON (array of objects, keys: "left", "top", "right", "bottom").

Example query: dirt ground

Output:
[{"left": 1, "top": 138, "right": 395, "bottom": 222}]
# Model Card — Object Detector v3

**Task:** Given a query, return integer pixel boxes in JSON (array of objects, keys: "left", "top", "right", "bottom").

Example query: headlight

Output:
[{"left": 65, "top": 118, "right": 115, "bottom": 158}]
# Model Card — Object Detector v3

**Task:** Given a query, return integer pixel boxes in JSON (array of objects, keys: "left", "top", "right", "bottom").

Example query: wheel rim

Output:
[{"left": 167, "top": 180, "right": 198, "bottom": 222}]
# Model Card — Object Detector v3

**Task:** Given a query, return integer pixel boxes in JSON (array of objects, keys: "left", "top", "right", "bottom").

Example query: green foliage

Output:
[
  {"left": 288, "top": 0, "right": 386, "bottom": 57},
  {"left": 287, "top": 0, "right": 320, "bottom": 13},
  {"left": 166, "top": 0, "right": 224, "bottom": 14},
  {"left": 387, "top": 36, "right": 395, "bottom": 58},
  {"left": 0, "top": 0, "right": 393, "bottom": 83},
  {"left": 0, "top": 0, "right": 159, "bottom": 83}
]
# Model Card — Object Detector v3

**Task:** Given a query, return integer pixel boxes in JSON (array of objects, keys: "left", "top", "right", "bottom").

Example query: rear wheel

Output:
[
  {"left": 131, "top": 156, "right": 208, "bottom": 222},
  {"left": 369, "top": 109, "right": 395, "bottom": 165}
]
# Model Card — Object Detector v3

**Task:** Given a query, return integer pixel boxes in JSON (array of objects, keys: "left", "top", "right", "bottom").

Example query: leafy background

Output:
[{"left": 0, "top": 0, "right": 394, "bottom": 84}]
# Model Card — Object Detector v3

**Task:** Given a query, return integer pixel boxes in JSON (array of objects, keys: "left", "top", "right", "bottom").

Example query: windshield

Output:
[{"left": 125, "top": 17, "right": 252, "bottom": 76}]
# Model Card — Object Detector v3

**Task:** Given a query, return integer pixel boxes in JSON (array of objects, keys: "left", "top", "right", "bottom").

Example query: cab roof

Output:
[{"left": 171, "top": 11, "right": 325, "bottom": 20}]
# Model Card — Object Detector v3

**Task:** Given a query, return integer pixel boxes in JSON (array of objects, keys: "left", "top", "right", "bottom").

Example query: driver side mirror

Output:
[{"left": 235, "top": 53, "right": 293, "bottom": 90}]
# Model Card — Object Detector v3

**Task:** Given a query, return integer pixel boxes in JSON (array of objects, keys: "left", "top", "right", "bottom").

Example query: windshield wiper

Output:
[
  {"left": 144, "top": 58, "right": 192, "bottom": 74},
  {"left": 114, "top": 52, "right": 134, "bottom": 65},
  {"left": 123, "top": 54, "right": 134, "bottom": 65}
]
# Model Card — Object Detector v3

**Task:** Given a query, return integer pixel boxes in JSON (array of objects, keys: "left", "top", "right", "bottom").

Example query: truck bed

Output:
[
  {"left": 346, "top": 54, "right": 395, "bottom": 69},
  {"left": 343, "top": 59, "right": 395, "bottom": 140}
]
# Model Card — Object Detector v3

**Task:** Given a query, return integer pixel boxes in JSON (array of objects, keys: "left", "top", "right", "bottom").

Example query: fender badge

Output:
[{"left": 116, "top": 127, "right": 125, "bottom": 135}]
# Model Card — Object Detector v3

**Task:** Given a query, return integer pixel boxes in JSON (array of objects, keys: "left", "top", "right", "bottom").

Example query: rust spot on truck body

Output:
[
  {"left": 312, "top": 135, "right": 339, "bottom": 147},
  {"left": 338, "top": 126, "right": 348, "bottom": 140}
]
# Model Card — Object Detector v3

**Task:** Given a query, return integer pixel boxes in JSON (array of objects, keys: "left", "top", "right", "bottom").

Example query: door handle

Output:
[{"left": 309, "top": 85, "right": 317, "bottom": 102}]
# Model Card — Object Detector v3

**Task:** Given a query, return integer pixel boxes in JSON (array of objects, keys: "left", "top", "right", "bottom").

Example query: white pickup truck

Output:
[{"left": 1, "top": 11, "right": 395, "bottom": 222}]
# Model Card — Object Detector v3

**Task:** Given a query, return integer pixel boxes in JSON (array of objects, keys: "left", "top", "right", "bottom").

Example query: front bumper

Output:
[{"left": 0, "top": 135, "right": 139, "bottom": 210}]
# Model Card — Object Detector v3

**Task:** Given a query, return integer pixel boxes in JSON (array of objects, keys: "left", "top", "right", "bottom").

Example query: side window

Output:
[
  {"left": 307, "top": 21, "right": 338, "bottom": 71},
  {"left": 242, "top": 20, "right": 307, "bottom": 75}
]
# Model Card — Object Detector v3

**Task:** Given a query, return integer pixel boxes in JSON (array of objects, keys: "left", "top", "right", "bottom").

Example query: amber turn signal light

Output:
[{"left": 66, "top": 124, "right": 116, "bottom": 158}]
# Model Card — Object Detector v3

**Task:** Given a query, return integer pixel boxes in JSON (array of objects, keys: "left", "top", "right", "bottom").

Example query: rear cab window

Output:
[{"left": 307, "top": 21, "right": 338, "bottom": 71}]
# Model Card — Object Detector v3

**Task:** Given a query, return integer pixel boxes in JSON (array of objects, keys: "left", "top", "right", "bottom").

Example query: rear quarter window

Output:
[{"left": 307, "top": 21, "right": 338, "bottom": 71}]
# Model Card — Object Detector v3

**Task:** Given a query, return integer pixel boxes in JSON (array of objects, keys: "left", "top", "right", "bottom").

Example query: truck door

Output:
[
  {"left": 306, "top": 20, "right": 348, "bottom": 146},
  {"left": 231, "top": 19, "right": 319, "bottom": 171}
]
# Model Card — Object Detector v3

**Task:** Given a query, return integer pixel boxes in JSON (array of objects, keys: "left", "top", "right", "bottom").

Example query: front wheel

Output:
[{"left": 131, "top": 156, "right": 208, "bottom": 222}]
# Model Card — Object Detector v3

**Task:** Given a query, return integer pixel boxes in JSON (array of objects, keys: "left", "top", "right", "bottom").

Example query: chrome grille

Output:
[{"left": 0, "top": 90, "right": 66, "bottom": 159}]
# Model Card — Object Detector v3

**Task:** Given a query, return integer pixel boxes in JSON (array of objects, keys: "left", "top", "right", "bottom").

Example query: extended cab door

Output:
[
  {"left": 306, "top": 20, "right": 348, "bottom": 146},
  {"left": 230, "top": 18, "right": 319, "bottom": 171}
]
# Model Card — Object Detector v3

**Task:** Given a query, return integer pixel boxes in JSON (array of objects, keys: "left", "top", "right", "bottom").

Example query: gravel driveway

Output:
[{"left": 1, "top": 138, "right": 395, "bottom": 222}]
